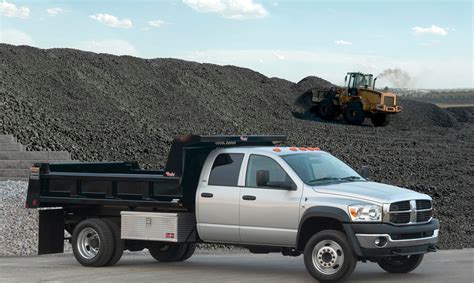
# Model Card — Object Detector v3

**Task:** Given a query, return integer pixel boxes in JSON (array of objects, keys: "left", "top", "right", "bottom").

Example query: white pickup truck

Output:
[{"left": 26, "top": 135, "right": 439, "bottom": 282}]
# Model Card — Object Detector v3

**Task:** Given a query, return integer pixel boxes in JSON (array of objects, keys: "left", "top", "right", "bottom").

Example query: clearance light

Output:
[
  {"left": 273, "top": 148, "right": 281, "bottom": 152},
  {"left": 289, "top": 147, "right": 298, "bottom": 151},
  {"left": 299, "top": 147, "right": 307, "bottom": 151}
]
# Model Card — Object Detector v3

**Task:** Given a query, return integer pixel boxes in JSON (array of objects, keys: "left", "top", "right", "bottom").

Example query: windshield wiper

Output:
[
  {"left": 339, "top": 176, "right": 364, "bottom": 181},
  {"left": 307, "top": 177, "right": 341, "bottom": 183},
  {"left": 307, "top": 176, "right": 364, "bottom": 184}
]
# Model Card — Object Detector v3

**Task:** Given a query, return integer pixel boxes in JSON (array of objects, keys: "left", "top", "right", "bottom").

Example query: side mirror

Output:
[
  {"left": 360, "top": 166, "right": 369, "bottom": 179},
  {"left": 256, "top": 170, "right": 269, "bottom": 187},
  {"left": 287, "top": 182, "right": 298, "bottom": 191}
]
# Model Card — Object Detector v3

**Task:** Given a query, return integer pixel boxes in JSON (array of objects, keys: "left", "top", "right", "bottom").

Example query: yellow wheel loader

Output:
[{"left": 306, "top": 72, "right": 402, "bottom": 126}]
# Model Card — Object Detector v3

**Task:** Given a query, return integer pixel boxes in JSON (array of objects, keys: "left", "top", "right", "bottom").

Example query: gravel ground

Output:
[
  {"left": 0, "top": 44, "right": 473, "bottom": 250},
  {"left": 0, "top": 181, "right": 38, "bottom": 256}
]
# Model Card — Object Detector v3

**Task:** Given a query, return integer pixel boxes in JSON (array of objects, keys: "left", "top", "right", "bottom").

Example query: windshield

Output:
[
  {"left": 352, "top": 74, "right": 373, "bottom": 88},
  {"left": 281, "top": 152, "right": 365, "bottom": 185}
]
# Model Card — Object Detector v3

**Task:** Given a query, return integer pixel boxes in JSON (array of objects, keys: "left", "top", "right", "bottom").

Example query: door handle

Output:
[
  {"left": 242, "top": 195, "right": 256, "bottom": 201},
  {"left": 201, "top": 192, "right": 213, "bottom": 198}
]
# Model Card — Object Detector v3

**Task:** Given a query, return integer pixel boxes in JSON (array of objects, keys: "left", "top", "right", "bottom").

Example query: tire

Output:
[
  {"left": 377, "top": 254, "right": 424, "bottom": 273},
  {"left": 178, "top": 243, "right": 197, "bottom": 261},
  {"left": 102, "top": 218, "right": 124, "bottom": 266},
  {"left": 318, "top": 98, "right": 337, "bottom": 120},
  {"left": 149, "top": 243, "right": 187, "bottom": 262},
  {"left": 72, "top": 219, "right": 115, "bottom": 267},
  {"left": 371, "top": 113, "right": 390, "bottom": 127},
  {"left": 343, "top": 101, "right": 365, "bottom": 125},
  {"left": 303, "top": 230, "right": 356, "bottom": 282}
]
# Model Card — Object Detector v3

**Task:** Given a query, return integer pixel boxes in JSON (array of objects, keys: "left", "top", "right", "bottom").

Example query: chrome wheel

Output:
[
  {"left": 77, "top": 227, "right": 100, "bottom": 260},
  {"left": 312, "top": 240, "right": 344, "bottom": 275}
]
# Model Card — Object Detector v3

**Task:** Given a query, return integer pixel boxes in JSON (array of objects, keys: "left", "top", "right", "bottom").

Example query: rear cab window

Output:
[{"left": 208, "top": 153, "right": 244, "bottom": 186}]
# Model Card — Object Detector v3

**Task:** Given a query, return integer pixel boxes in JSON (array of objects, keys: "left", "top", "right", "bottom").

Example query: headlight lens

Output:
[{"left": 348, "top": 204, "right": 382, "bottom": 221}]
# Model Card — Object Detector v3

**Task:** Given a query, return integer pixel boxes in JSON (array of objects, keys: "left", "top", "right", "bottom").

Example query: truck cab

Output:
[
  {"left": 26, "top": 135, "right": 439, "bottom": 282},
  {"left": 195, "top": 145, "right": 439, "bottom": 281}
]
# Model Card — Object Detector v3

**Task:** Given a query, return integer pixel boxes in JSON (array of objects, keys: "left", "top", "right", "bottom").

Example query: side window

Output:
[
  {"left": 208, "top": 153, "right": 244, "bottom": 186},
  {"left": 246, "top": 155, "right": 294, "bottom": 190}
]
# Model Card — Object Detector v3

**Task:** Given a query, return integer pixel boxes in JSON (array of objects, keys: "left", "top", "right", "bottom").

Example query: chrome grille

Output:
[
  {"left": 390, "top": 201, "right": 410, "bottom": 211},
  {"left": 390, "top": 212, "right": 411, "bottom": 224},
  {"left": 384, "top": 96, "right": 395, "bottom": 107},
  {"left": 416, "top": 200, "right": 431, "bottom": 210},
  {"left": 416, "top": 210, "right": 432, "bottom": 222},
  {"left": 387, "top": 199, "right": 432, "bottom": 225}
]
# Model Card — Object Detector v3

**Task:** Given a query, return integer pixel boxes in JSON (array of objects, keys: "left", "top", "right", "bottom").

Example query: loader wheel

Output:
[
  {"left": 343, "top": 102, "right": 365, "bottom": 125},
  {"left": 149, "top": 243, "right": 187, "bottom": 262},
  {"left": 318, "top": 98, "right": 337, "bottom": 120},
  {"left": 371, "top": 113, "right": 390, "bottom": 127},
  {"left": 72, "top": 218, "right": 115, "bottom": 267},
  {"left": 102, "top": 218, "right": 124, "bottom": 266}
]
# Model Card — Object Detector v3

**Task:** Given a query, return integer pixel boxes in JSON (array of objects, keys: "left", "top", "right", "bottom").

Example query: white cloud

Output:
[
  {"left": 75, "top": 39, "right": 138, "bottom": 56},
  {"left": 90, "top": 13, "right": 133, "bottom": 29},
  {"left": 182, "top": 0, "right": 268, "bottom": 19},
  {"left": 0, "top": 28, "right": 34, "bottom": 45},
  {"left": 412, "top": 25, "right": 448, "bottom": 36},
  {"left": 0, "top": 1, "right": 30, "bottom": 18},
  {"left": 46, "top": 8, "right": 63, "bottom": 16},
  {"left": 272, "top": 51, "right": 285, "bottom": 60},
  {"left": 148, "top": 19, "right": 166, "bottom": 28},
  {"left": 335, "top": 40, "right": 352, "bottom": 46}
]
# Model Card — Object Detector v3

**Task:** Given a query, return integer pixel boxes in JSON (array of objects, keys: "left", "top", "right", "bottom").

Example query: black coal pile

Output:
[{"left": 1, "top": 44, "right": 472, "bottom": 249}]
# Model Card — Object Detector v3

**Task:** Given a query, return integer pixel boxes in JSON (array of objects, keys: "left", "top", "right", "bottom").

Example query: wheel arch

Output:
[{"left": 296, "top": 206, "right": 360, "bottom": 254}]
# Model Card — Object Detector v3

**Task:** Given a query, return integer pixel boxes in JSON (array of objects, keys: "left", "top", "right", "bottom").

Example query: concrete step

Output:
[
  {"left": 0, "top": 151, "right": 70, "bottom": 161},
  {"left": 0, "top": 143, "right": 24, "bottom": 151},
  {"left": 0, "top": 169, "right": 30, "bottom": 178},
  {"left": 0, "top": 160, "right": 72, "bottom": 169},
  {"left": 0, "top": 135, "right": 15, "bottom": 143},
  {"left": 0, "top": 177, "right": 28, "bottom": 181}
]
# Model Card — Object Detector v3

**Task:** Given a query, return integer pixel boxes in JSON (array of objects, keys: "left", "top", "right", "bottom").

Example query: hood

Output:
[{"left": 313, "top": 181, "right": 430, "bottom": 204}]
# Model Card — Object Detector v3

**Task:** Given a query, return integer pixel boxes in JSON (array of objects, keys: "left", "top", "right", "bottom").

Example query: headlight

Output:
[{"left": 348, "top": 204, "right": 382, "bottom": 222}]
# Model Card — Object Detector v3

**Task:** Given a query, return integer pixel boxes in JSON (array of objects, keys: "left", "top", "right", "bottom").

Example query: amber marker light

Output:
[{"left": 350, "top": 207, "right": 358, "bottom": 218}]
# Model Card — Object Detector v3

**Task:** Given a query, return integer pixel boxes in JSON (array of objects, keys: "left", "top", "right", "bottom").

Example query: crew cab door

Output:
[
  {"left": 196, "top": 152, "right": 244, "bottom": 243},
  {"left": 239, "top": 154, "right": 302, "bottom": 246}
]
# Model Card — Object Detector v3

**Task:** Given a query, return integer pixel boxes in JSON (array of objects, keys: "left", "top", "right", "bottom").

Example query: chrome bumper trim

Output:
[{"left": 356, "top": 229, "right": 439, "bottom": 249}]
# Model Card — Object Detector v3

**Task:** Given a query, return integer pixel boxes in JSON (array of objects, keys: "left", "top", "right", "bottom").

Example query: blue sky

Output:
[{"left": 1, "top": 0, "right": 472, "bottom": 88}]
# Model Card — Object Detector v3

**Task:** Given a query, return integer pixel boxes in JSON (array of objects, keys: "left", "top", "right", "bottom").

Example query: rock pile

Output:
[{"left": 1, "top": 44, "right": 473, "bottom": 249}]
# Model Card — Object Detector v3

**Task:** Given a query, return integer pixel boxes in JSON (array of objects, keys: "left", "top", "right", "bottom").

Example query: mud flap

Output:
[{"left": 38, "top": 209, "right": 64, "bottom": 255}]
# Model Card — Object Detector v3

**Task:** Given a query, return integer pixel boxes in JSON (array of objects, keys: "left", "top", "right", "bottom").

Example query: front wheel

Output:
[
  {"left": 377, "top": 254, "right": 424, "bottom": 273},
  {"left": 343, "top": 102, "right": 365, "bottom": 125},
  {"left": 303, "top": 230, "right": 356, "bottom": 282}
]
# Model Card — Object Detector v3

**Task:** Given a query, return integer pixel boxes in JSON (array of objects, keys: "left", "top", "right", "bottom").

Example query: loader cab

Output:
[{"left": 345, "top": 72, "right": 374, "bottom": 96}]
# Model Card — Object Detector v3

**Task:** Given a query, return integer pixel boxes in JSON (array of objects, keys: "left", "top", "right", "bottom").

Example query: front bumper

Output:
[
  {"left": 344, "top": 219, "right": 440, "bottom": 258},
  {"left": 375, "top": 104, "right": 402, "bottom": 113},
  {"left": 356, "top": 229, "right": 438, "bottom": 249}
]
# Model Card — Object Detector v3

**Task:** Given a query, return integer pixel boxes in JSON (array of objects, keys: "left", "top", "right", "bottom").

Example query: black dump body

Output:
[{"left": 26, "top": 135, "right": 286, "bottom": 211}]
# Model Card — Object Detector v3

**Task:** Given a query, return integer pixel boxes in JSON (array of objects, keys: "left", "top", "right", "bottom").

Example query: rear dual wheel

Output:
[
  {"left": 149, "top": 243, "right": 197, "bottom": 262},
  {"left": 72, "top": 218, "right": 124, "bottom": 267}
]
